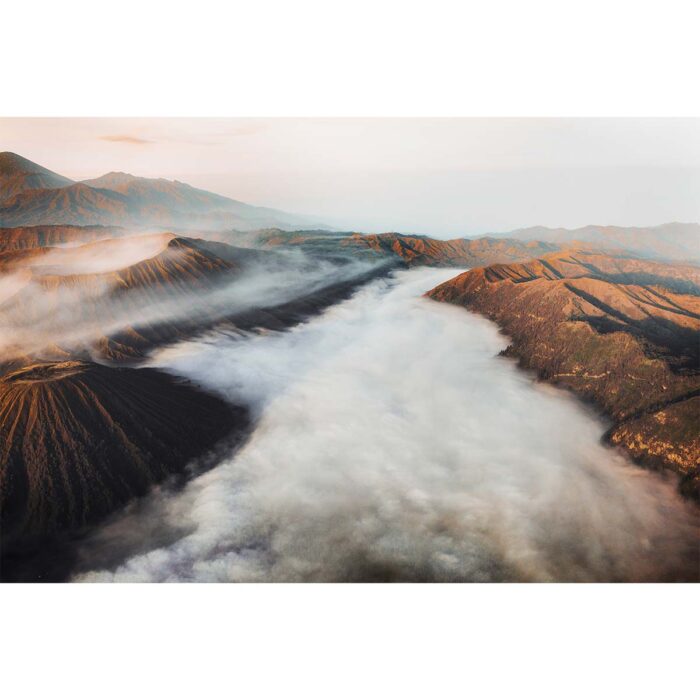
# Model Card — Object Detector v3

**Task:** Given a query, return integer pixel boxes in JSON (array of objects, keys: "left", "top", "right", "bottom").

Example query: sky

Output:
[{"left": 2, "top": 118, "right": 699, "bottom": 236}]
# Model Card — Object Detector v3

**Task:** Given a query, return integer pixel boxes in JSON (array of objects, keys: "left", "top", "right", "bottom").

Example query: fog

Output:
[
  {"left": 0, "top": 234, "right": 379, "bottom": 363},
  {"left": 26, "top": 233, "right": 174, "bottom": 274},
  {"left": 74, "top": 268, "right": 699, "bottom": 582},
  {"left": 0, "top": 270, "right": 31, "bottom": 306},
  {"left": 5, "top": 118, "right": 700, "bottom": 235}
]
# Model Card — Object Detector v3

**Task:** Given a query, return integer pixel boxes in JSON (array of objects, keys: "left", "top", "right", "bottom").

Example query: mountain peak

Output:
[
  {"left": 0, "top": 152, "right": 69, "bottom": 179},
  {"left": 0, "top": 153, "right": 74, "bottom": 203},
  {"left": 1, "top": 152, "right": 315, "bottom": 230}
]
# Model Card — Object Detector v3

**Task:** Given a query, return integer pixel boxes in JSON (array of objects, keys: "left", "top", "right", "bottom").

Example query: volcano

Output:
[
  {"left": 0, "top": 152, "right": 74, "bottom": 203},
  {"left": 0, "top": 360, "right": 247, "bottom": 580},
  {"left": 0, "top": 153, "right": 316, "bottom": 230}
]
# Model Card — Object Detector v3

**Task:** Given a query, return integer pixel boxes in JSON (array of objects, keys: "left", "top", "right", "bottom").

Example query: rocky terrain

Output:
[
  {"left": 0, "top": 360, "right": 247, "bottom": 580},
  {"left": 2, "top": 149, "right": 699, "bottom": 581},
  {"left": 244, "top": 228, "right": 561, "bottom": 267},
  {"left": 427, "top": 249, "right": 700, "bottom": 497},
  {"left": 343, "top": 232, "right": 561, "bottom": 267},
  {"left": 0, "top": 226, "right": 391, "bottom": 579}
]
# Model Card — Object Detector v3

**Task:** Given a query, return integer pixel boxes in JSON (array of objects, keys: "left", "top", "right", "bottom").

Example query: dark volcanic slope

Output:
[
  {"left": 427, "top": 249, "right": 700, "bottom": 496},
  {"left": 0, "top": 361, "right": 246, "bottom": 553}
]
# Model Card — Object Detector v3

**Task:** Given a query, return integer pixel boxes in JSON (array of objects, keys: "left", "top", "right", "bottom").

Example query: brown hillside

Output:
[{"left": 427, "top": 249, "right": 700, "bottom": 496}]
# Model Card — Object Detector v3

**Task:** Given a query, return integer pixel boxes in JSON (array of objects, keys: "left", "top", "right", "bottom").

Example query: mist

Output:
[
  {"left": 74, "top": 268, "right": 699, "bottom": 582},
  {"left": 0, "top": 234, "right": 379, "bottom": 363},
  {"left": 26, "top": 233, "right": 174, "bottom": 274}
]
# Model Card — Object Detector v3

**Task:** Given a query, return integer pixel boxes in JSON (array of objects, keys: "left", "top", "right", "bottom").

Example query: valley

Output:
[{"left": 1, "top": 150, "right": 698, "bottom": 583}]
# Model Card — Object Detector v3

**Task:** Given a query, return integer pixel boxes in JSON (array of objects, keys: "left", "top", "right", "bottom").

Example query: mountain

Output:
[
  {"left": 427, "top": 249, "right": 700, "bottom": 497},
  {"left": 0, "top": 231, "right": 391, "bottom": 366},
  {"left": 0, "top": 152, "right": 73, "bottom": 203},
  {"left": 496, "top": 223, "right": 700, "bottom": 262},
  {"left": 0, "top": 229, "right": 391, "bottom": 580},
  {"left": 0, "top": 153, "right": 316, "bottom": 231},
  {"left": 0, "top": 225, "right": 125, "bottom": 251},
  {"left": 243, "top": 229, "right": 562, "bottom": 267},
  {"left": 0, "top": 360, "right": 247, "bottom": 580},
  {"left": 79, "top": 171, "right": 311, "bottom": 229},
  {"left": 0, "top": 182, "right": 136, "bottom": 226},
  {"left": 0, "top": 234, "right": 258, "bottom": 365},
  {"left": 343, "top": 232, "right": 561, "bottom": 267}
]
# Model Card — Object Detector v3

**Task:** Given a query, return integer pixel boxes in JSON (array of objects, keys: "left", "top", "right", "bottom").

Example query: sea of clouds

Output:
[{"left": 74, "top": 268, "right": 700, "bottom": 582}]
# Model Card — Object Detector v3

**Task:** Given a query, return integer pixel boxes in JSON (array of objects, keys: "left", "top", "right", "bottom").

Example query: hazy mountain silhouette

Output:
[
  {"left": 0, "top": 153, "right": 317, "bottom": 230},
  {"left": 495, "top": 222, "right": 700, "bottom": 262},
  {"left": 0, "top": 152, "right": 73, "bottom": 202}
]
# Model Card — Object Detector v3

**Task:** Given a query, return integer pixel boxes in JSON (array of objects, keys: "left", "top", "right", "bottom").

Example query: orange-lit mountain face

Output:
[
  {"left": 343, "top": 232, "right": 562, "bottom": 267},
  {"left": 0, "top": 360, "right": 248, "bottom": 580},
  {"left": 0, "top": 153, "right": 314, "bottom": 230},
  {"left": 244, "top": 229, "right": 563, "bottom": 267},
  {"left": 427, "top": 249, "right": 700, "bottom": 496}
]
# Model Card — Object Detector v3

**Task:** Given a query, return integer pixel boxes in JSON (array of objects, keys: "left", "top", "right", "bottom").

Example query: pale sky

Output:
[{"left": 2, "top": 118, "right": 699, "bottom": 236}]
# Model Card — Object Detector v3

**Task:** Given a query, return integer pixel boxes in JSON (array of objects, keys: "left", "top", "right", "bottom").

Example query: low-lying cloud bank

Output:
[
  {"left": 0, "top": 235, "right": 378, "bottom": 362},
  {"left": 25, "top": 233, "right": 174, "bottom": 275},
  {"left": 75, "top": 268, "right": 699, "bottom": 582}
]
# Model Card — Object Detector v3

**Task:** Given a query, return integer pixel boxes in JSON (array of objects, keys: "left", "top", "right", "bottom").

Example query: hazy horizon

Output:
[{"left": 2, "top": 117, "right": 699, "bottom": 237}]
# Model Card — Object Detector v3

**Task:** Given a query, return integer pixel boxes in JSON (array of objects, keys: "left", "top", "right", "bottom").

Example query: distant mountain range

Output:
[
  {"left": 494, "top": 222, "right": 700, "bottom": 262},
  {"left": 0, "top": 152, "right": 318, "bottom": 231},
  {"left": 2, "top": 164, "right": 699, "bottom": 578}
]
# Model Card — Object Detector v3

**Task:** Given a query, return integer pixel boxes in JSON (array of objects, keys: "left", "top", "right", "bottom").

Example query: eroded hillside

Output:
[{"left": 427, "top": 249, "right": 700, "bottom": 496}]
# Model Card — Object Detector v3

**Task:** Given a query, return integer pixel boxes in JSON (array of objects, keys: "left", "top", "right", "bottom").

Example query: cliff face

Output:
[
  {"left": 427, "top": 249, "right": 700, "bottom": 496},
  {"left": 0, "top": 361, "right": 247, "bottom": 558}
]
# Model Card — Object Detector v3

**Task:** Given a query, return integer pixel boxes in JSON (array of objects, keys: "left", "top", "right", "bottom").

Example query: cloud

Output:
[
  {"left": 74, "top": 268, "right": 700, "bottom": 583},
  {"left": 100, "top": 134, "right": 154, "bottom": 145},
  {"left": 227, "top": 123, "right": 266, "bottom": 137},
  {"left": 0, "top": 235, "right": 379, "bottom": 366}
]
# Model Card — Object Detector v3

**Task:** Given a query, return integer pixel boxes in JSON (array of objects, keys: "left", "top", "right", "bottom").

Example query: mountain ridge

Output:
[
  {"left": 426, "top": 249, "right": 700, "bottom": 497},
  {"left": 489, "top": 222, "right": 700, "bottom": 262},
  {"left": 0, "top": 152, "right": 74, "bottom": 203},
  {"left": 0, "top": 153, "right": 317, "bottom": 231}
]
